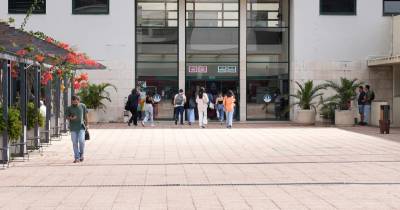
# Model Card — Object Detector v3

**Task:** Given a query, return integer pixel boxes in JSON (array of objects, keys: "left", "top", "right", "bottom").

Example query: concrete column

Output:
[
  {"left": 19, "top": 63, "right": 27, "bottom": 156},
  {"left": 178, "top": 0, "right": 186, "bottom": 91},
  {"left": 239, "top": 0, "right": 247, "bottom": 121},
  {"left": 1, "top": 60, "right": 9, "bottom": 162}
]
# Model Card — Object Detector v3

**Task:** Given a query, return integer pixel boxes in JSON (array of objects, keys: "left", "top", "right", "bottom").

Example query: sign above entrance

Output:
[
  {"left": 218, "top": 66, "right": 237, "bottom": 73},
  {"left": 188, "top": 66, "right": 208, "bottom": 73}
]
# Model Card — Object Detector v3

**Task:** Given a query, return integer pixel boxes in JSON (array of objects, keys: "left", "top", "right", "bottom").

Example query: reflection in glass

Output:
[
  {"left": 73, "top": 0, "right": 108, "bottom": 14},
  {"left": 247, "top": 27, "right": 288, "bottom": 62}
]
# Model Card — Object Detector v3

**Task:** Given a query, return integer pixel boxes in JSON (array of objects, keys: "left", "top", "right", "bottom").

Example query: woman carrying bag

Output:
[
  {"left": 223, "top": 90, "right": 235, "bottom": 129},
  {"left": 196, "top": 87, "right": 209, "bottom": 128}
]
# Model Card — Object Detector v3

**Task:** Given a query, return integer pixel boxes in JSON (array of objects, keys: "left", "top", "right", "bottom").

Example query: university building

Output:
[{"left": 1, "top": 0, "right": 399, "bottom": 124}]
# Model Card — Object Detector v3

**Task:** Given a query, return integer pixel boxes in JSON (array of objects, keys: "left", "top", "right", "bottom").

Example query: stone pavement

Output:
[{"left": 1, "top": 124, "right": 400, "bottom": 209}]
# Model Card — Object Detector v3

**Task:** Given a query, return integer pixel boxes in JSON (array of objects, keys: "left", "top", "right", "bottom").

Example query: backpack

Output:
[
  {"left": 370, "top": 91, "right": 375, "bottom": 101},
  {"left": 124, "top": 96, "right": 131, "bottom": 111},
  {"left": 175, "top": 94, "right": 184, "bottom": 106}
]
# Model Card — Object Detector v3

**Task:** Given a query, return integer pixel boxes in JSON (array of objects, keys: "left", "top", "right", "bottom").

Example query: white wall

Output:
[
  {"left": 0, "top": 0, "right": 136, "bottom": 122},
  {"left": 290, "top": 0, "right": 393, "bottom": 121}
]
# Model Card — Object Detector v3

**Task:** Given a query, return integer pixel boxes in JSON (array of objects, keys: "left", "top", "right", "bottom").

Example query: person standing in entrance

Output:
[
  {"left": 127, "top": 88, "right": 140, "bottom": 126},
  {"left": 357, "top": 86, "right": 366, "bottom": 125},
  {"left": 224, "top": 90, "right": 235, "bottom": 128},
  {"left": 66, "top": 95, "right": 88, "bottom": 163},
  {"left": 196, "top": 87, "right": 209, "bottom": 128},
  {"left": 364, "top": 85, "right": 375, "bottom": 125},
  {"left": 142, "top": 91, "right": 155, "bottom": 127},
  {"left": 174, "top": 89, "right": 186, "bottom": 125},
  {"left": 186, "top": 91, "right": 196, "bottom": 126},
  {"left": 216, "top": 93, "right": 225, "bottom": 124}
]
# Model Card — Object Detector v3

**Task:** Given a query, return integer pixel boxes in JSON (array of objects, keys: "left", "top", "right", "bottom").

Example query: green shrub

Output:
[
  {"left": 27, "top": 102, "right": 44, "bottom": 130},
  {"left": 7, "top": 107, "right": 22, "bottom": 143},
  {"left": 78, "top": 83, "right": 117, "bottom": 110}
]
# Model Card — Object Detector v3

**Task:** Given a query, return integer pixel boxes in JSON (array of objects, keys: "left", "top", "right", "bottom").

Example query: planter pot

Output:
[
  {"left": 87, "top": 109, "right": 99, "bottom": 123},
  {"left": 26, "top": 129, "right": 35, "bottom": 148},
  {"left": 335, "top": 110, "right": 355, "bottom": 126},
  {"left": 295, "top": 110, "right": 316, "bottom": 125}
]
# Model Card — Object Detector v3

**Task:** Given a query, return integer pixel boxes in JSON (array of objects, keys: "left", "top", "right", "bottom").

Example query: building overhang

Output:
[{"left": 368, "top": 55, "right": 400, "bottom": 67}]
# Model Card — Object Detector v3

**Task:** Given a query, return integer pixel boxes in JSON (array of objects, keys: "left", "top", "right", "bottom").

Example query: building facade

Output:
[{"left": 0, "top": 0, "right": 397, "bottom": 122}]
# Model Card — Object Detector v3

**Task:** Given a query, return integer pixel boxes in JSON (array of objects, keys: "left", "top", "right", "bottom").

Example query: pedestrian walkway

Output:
[{"left": 1, "top": 125, "right": 400, "bottom": 209}]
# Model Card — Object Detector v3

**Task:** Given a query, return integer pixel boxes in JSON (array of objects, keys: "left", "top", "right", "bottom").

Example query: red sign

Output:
[{"left": 188, "top": 66, "right": 208, "bottom": 73}]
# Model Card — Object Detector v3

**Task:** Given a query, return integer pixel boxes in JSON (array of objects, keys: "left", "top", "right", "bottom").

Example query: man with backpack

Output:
[
  {"left": 364, "top": 85, "right": 375, "bottom": 125},
  {"left": 126, "top": 88, "right": 140, "bottom": 126},
  {"left": 173, "top": 89, "right": 186, "bottom": 125}
]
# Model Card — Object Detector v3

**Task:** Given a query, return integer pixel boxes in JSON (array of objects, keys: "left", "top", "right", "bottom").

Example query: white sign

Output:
[
  {"left": 263, "top": 94, "right": 272, "bottom": 103},
  {"left": 188, "top": 66, "right": 208, "bottom": 73},
  {"left": 218, "top": 66, "right": 237, "bottom": 73},
  {"left": 153, "top": 94, "right": 161, "bottom": 103}
]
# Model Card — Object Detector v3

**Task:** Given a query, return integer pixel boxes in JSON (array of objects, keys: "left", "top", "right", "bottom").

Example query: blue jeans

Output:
[
  {"left": 186, "top": 108, "right": 195, "bottom": 123},
  {"left": 217, "top": 104, "right": 224, "bottom": 122},
  {"left": 71, "top": 129, "right": 85, "bottom": 160},
  {"left": 364, "top": 105, "right": 371, "bottom": 124},
  {"left": 175, "top": 106, "right": 184, "bottom": 124},
  {"left": 226, "top": 111, "right": 234, "bottom": 127}
]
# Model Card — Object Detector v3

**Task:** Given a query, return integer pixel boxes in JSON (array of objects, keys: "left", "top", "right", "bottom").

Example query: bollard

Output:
[{"left": 379, "top": 105, "right": 390, "bottom": 134}]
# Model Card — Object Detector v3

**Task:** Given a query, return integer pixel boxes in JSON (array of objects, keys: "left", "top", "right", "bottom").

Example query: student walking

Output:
[
  {"left": 66, "top": 95, "right": 88, "bottom": 163},
  {"left": 196, "top": 87, "right": 209, "bottom": 128},
  {"left": 174, "top": 89, "right": 186, "bottom": 125},
  {"left": 186, "top": 91, "right": 196, "bottom": 125},
  {"left": 141, "top": 91, "right": 155, "bottom": 127},
  {"left": 127, "top": 88, "right": 140, "bottom": 126},
  {"left": 224, "top": 90, "right": 235, "bottom": 128},
  {"left": 364, "top": 85, "right": 375, "bottom": 125},
  {"left": 216, "top": 93, "right": 225, "bottom": 124},
  {"left": 357, "top": 86, "right": 366, "bottom": 125}
]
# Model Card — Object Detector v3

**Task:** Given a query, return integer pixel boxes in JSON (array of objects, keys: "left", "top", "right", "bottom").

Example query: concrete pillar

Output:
[
  {"left": 178, "top": 0, "right": 186, "bottom": 91},
  {"left": 1, "top": 60, "right": 9, "bottom": 162},
  {"left": 239, "top": 0, "right": 247, "bottom": 121},
  {"left": 19, "top": 63, "right": 27, "bottom": 156}
]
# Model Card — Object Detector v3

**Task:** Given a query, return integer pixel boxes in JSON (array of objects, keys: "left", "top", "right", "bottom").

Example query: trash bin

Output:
[{"left": 379, "top": 105, "right": 390, "bottom": 134}]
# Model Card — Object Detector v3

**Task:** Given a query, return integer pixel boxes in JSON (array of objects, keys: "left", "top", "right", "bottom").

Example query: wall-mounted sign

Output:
[
  {"left": 218, "top": 66, "right": 237, "bottom": 73},
  {"left": 153, "top": 94, "right": 161, "bottom": 103},
  {"left": 188, "top": 65, "right": 208, "bottom": 73},
  {"left": 263, "top": 94, "right": 272, "bottom": 103}
]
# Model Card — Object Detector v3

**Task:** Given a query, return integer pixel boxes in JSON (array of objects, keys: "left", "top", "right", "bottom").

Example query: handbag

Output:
[{"left": 85, "top": 129, "right": 90, "bottom": 141}]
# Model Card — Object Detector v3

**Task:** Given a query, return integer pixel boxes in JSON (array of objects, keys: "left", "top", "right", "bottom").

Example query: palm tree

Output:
[
  {"left": 78, "top": 83, "right": 117, "bottom": 111},
  {"left": 324, "top": 77, "right": 362, "bottom": 110},
  {"left": 291, "top": 80, "right": 325, "bottom": 111}
]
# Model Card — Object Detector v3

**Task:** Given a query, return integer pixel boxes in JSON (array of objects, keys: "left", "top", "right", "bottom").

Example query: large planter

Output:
[
  {"left": 295, "top": 109, "right": 316, "bottom": 125},
  {"left": 335, "top": 110, "right": 354, "bottom": 126},
  {"left": 87, "top": 109, "right": 99, "bottom": 123}
]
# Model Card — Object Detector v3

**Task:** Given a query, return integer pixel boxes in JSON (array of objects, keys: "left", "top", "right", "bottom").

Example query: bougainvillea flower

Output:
[
  {"left": 58, "top": 42, "right": 69, "bottom": 50},
  {"left": 80, "top": 81, "right": 88, "bottom": 89},
  {"left": 80, "top": 73, "right": 89, "bottom": 81},
  {"left": 73, "top": 81, "right": 81, "bottom": 90},
  {"left": 57, "top": 69, "right": 63, "bottom": 77},
  {"left": 41, "top": 71, "right": 54, "bottom": 85},
  {"left": 35, "top": 54, "right": 45, "bottom": 62},
  {"left": 16, "top": 49, "right": 28, "bottom": 56},
  {"left": 45, "top": 37, "right": 54, "bottom": 43}
]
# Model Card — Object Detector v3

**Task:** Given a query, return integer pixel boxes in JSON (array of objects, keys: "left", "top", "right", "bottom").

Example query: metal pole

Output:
[
  {"left": 45, "top": 79, "right": 51, "bottom": 143},
  {"left": 2, "top": 60, "right": 9, "bottom": 163},
  {"left": 19, "top": 63, "right": 27, "bottom": 157},
  {"left": 62, "top": 76, "right": 68, "bottom": 133},
  {"left": 33, "top": 66, "right": 40, "bottom": 147},
  {"left": 55, "top": 75, "right": 61, "bottom": 137}
]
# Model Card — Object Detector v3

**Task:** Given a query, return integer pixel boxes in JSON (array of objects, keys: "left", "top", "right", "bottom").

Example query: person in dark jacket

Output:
[{"left": 127, "top": 88, "right": 140, "bottom": 126}]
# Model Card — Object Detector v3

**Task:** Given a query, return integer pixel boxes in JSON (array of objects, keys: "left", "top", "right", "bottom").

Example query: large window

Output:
[
  {"left": 73, "top": 0, "right": 109, "bottom": 14},
  {"left": 247, "top": 0, "right": 289, "bottom": 120},
  {"left": 384, "top": 0, "right": 400, "bottom": 16},
  {"left": 136, "top": 0, "right": 178, "bottom": 119},
  {"left": 186, "top": 0, "right": 239, "bottom": 27},
  {"left": 8, "top": 0, "right": 46, "bottom": 14},
  {"left": 320, "top": 0, "right": 356, "bottom": 15}
]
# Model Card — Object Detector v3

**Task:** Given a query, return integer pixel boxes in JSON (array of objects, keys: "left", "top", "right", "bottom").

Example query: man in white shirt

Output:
[{"left": 173, "top": 89, "right": 186, "bottom": 125}]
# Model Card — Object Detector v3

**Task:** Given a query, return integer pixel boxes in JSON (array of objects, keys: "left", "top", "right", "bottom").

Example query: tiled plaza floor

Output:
[{"left": 1, "top": 123, "right": 400, "bottom": 209}]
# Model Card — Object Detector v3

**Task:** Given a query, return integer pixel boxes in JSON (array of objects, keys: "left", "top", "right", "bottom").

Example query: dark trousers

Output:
[
  {"left": 129, "top": 109, "right": 138, "bottom": 126},
  {"left": 175, "top": 106, "right": 184, "bottom": 124}
]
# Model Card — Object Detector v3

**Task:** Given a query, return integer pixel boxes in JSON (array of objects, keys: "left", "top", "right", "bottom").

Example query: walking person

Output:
[
  {"left": 196, "top": 87, "right": 209, "bottom": 128},
  {"left": 224, "top": 90, "right": 236, "bottom": 128},
  {"left": 216, "top": 93, "right": 225, "bottom": 124},
  {"left": 357, "top": 86, "right": 366, "bottom": 125},
  {"left": 141, "top": 91, "right": 155, "bottom": 127},
  {"left": 186, "top": 91, "right": 196, "bottom": 126},
  {"left": 363, "top": 85, "right": 375, "bottom": 125},
  {"left": 127, "top": 88, "right": 140, "bottom": 126},
  {"left": 66, "top": 95, "right": 88, "bottom": 163},
  {"left": 174, "top": 89, "right": 186, "bottom": 125}
]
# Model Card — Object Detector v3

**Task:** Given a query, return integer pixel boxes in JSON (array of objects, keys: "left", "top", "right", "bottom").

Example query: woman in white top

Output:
[{"left": 196, "top": 87, "right": 209, "bottom": 128}]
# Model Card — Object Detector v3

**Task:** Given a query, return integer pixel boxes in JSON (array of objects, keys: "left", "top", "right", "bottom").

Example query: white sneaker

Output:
[{"left": 141, "top": 121, "right": 145, "bottom": 127}]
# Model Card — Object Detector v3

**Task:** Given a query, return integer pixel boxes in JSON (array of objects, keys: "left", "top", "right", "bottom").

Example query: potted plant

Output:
[
  {"left": 318, "top": 96, "right": 336, "bottom": 125},
  {"left": 291, "top": 80, "right": 325, "bottom": 124},
  {"left": 4, "top": 107, "right": 23, "bottom": 159},
  {"left": 26, "top": 102, "right": 45, "bottom": 147},
  {"left": 78, "top": 83, "right": 117, "bottom": 123},
  {"left": 324, "top": 78, "right": 362, "bottom": 126},
  {"left": 0, "top": 110, "right": 6, "bottom": 161}
]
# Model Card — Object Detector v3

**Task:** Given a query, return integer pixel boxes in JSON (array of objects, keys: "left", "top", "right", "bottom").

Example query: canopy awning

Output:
[
  {"left": 367, "top": 55, "right": 400, "bottom": 67},
  {"left": 0, "top": 22, "right": 106, "bottom": 69}
]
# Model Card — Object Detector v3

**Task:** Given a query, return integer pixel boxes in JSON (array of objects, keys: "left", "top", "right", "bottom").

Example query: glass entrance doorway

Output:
[{"left": 186, "top": 79, "right": 239, "bottom": 120}]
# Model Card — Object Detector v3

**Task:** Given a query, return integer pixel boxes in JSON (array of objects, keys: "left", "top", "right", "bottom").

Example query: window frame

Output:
[
  {"left": 8, "top": 0, "right": 46, "bottom": 14},
  {"left": 383, "top": 0, "right": 400, "bottom": 16},
  {"left": 72, "top": 0, "right": 110, "bottom": 15},
  {"left": 319, "top": 0, "right": 357, "bottom": 16}
]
